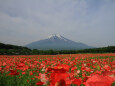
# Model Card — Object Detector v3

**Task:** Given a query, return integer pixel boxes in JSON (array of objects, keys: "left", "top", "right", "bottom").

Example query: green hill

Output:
[
  {"left": 0, "top": 43, "right": 31, "bottom": 55},
  {"left": 0, "top": 43, "right": 30, "bottom": 50},
  {"left": 0, "top": 42, "right": 115, "bottom": 55}
]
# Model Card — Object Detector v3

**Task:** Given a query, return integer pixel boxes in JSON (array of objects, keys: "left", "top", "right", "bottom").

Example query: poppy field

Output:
[{"left": 0, "top": 54, "right": 115, "bottom": 86}]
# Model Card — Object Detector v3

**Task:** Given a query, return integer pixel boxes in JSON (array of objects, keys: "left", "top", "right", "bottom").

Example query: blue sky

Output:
[{"left": 0, "top": 0, "right": 115, "bottom": 47}]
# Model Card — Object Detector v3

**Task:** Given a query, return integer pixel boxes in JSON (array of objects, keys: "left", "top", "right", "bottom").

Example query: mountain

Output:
[{"left": 26, "top": 34, "right": 93, "bottom": 50}]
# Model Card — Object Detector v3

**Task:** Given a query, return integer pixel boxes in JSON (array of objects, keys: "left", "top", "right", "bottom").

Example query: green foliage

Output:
[
  {"left": 0, "top": 43, "right": 30, "bottom": 50},
  {"left": 0, "top": 42, "right": 115, "bottom": 55}
]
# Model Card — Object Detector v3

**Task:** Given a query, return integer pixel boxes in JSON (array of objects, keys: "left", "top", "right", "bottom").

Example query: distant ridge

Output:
[{"left": 26, "top": 34, "right": 93, "bottom": 50}]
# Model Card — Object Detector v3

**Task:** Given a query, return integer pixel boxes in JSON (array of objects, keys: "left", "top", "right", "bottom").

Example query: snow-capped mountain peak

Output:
[
  {"left": 26, "top": 34, "right": 93, "bottom": 50},
  {"left": 47, "top": 34, "right": 68, "bottom": 41},
  {"left": 48, "top": 34, "right": 61, "bottom": 38}
]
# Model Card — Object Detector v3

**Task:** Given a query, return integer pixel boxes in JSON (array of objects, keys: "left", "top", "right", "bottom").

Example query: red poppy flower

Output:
[
  {"left": 72, "top": 78, "right": 82, "bottom": 86},
  {"left": 8, "top": 70, "right": 19, "bottom": 76},
  {"left": 36, "top": 81, "right": 44, "bottom": 85},
  {"left": 103, "top": 65, "right": 111, "bottom": 71},
  {"left": 102, "top": 71, "right": 113, "bottom": 76},
  {"left": 50, "top": 72, "right": 69, "bottom": 86},
  {"left": 29, "top": 71, "right": 33, "bottom": 75},
  {"left": 0, "top": 67, "right": 2, "bottom": 71},
  {"left": 85, "top": 74, "right": 114, "bottom": 86},
  {"left": 71, "top": 66, "right": 77, "bottom": 72},
  {"left": 22, "top": 72, "right": 26, "bottom": 75},
  {"left": 111, "top": 60, "right": 115, "bottom": 68},
  {"left": 54, "top": 64, "right": 70, "bottom": 72}
]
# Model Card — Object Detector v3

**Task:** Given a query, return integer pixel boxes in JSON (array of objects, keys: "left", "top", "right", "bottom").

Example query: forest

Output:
[{"left": 0, "top": 42, "right": 115, "bottom": 55}]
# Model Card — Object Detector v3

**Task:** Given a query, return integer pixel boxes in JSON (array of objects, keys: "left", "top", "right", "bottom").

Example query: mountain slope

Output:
[{"left": 26, "top": 34, "right": 93, "bottom": 50}]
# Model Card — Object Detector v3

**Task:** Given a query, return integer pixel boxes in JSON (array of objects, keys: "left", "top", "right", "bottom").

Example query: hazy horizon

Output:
[{"left": 0, "top": 0, "right": 115, "bottom": 47}]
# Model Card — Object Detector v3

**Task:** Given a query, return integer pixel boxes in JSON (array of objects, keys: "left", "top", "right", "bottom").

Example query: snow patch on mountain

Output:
[{"left": 47, "top": 34, "right": 68, "bottom": 41}]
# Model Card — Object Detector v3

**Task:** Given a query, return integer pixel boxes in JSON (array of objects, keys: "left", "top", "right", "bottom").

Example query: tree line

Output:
[{"left": 0, "top": 42, "right": 115, "bottom": 55}]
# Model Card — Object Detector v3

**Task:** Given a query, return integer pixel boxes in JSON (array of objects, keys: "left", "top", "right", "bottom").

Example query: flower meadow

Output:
[{"left": 0, "top": 54, "right": 115, "bottom": 86}]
